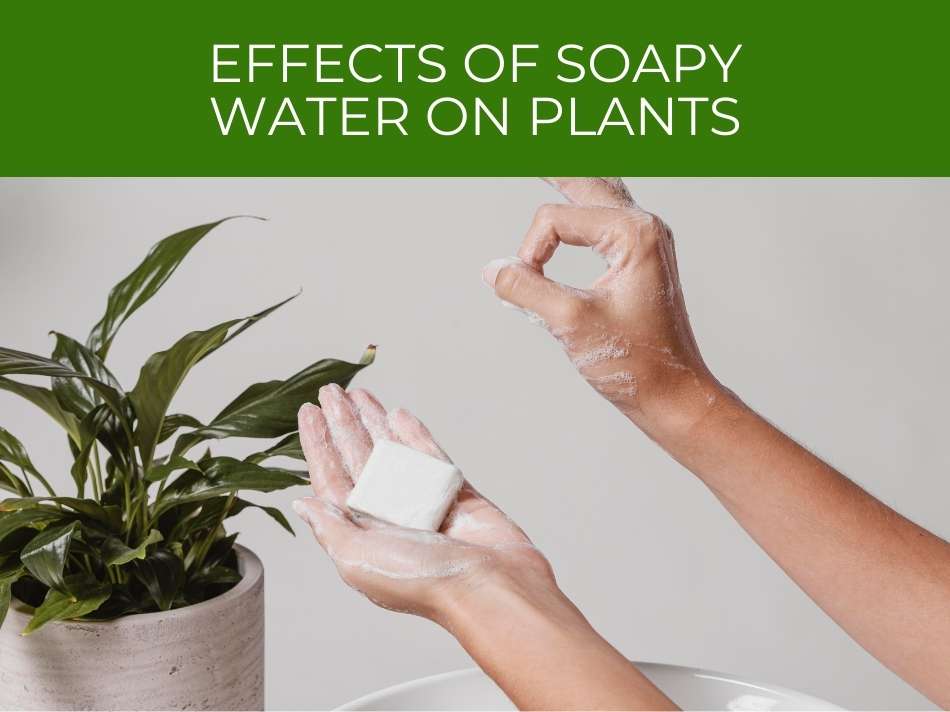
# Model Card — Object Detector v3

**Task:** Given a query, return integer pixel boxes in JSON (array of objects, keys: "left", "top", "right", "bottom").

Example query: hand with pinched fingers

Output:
[
  {"left": 482, "top": 177, "right": 720, "bottom": 441},
  {"left": 293, "top": 384, "right": 554, "bottom": 622}
]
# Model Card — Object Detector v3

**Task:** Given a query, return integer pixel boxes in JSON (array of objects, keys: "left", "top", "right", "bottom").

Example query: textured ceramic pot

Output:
[{"left": 0, "top": 545, "right": 264, "bottom": 711}]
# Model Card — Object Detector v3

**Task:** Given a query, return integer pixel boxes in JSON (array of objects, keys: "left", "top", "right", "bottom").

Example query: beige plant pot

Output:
[{"left": 0, "top": 545, "right": 264, "bottom": 711}]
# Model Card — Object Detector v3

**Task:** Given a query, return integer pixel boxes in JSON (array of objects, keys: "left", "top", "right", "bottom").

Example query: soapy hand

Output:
[
  {"left": 293, "top": 385, "right": 554, "bottom": 622},
  {"left": 483, "top": 177, "right": 719, "bottom": 441}
]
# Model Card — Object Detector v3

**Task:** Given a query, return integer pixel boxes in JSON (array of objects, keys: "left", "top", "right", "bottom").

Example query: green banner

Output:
[{"left": 1, "top": 1, "right": 948, "bottom": 176}]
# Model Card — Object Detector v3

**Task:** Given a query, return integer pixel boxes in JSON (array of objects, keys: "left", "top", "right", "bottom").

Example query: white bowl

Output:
[{"left": 339, "top": 663, "right": 843, "bottom": 710}]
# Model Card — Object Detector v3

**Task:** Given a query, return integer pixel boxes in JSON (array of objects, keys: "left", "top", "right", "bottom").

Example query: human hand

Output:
[
  {"left": 482, "top": 177, "right": 721, "bottom": 442},
  {"left": 292, "top": 385, "right": 555, "bottom": 624}
]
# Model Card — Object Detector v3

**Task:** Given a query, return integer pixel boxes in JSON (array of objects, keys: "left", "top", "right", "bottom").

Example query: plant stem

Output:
[
  {"left": 191, "top": 493, "right": 235, "bottom": 572},
  {"left": 123, "top": 476, "right": 133, "bottom": 542},
  {"left": 139, "top": 485, "right": 149, "bottom": 539},
  {"left": 78, "top": 554, "right": 94, "bottom": 577},
  {"left": 19, "top": 467, "right": 35, "bottom": 496},
  {"left": 91, "top": 445, "right": 105, "bottom": 503},
  {"left": 88, "top": 461, "right": 101, "bottom": 501}
]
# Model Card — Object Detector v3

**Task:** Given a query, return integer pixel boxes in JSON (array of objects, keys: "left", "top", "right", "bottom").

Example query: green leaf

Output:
[
  {"left": 163, "top": 497, "right": 225, "bottom": 541},
  {"left": 129, "top": 294, "right": 298, "bottom": 470},
  {"left": 81, "top": 402, "right": 133, "bottom": 476},
  {"left": 86, "top": 217, "right": 258, "bottom": 359},
  {"left": 236, "top": 499, "right": 294, "bottom": 535},
  {"left": 134, "top": 549, "right": 184, "bottom": 611},
  {"left": 169, "top": 496, "right": 294, "bottom": 540},
  {"left": 245, "top": 433, "right": 304, "bottom": 464},
  {"left": 0, "top": 427, "right": 42, "bottom": 478},
  {"left": 0, "top": 377, "right": 80, "bottom": 443},
  {"left": 194, "top": 532, "right": 238, "bottom": 572},
  {"left": 22, "top": 575, "right": 111, "bottom": 635},
  {"left": 214, "top": 289, "right": 303, "bottom": 356},
  {"left": 49, "top": 332, "right": 124, "bottom": 419},
  {"left": 0, "top": 508, "right": 63, "bottom": 543},
  {"left": 0, "top": 427, "right": 54, "bottom": 496},
  {"left": 0, "top": 583, "right": 10, "bottom": 629},
  {"left": 82, "top": 587, "right": 149, "bottom": 620},
  {"left": 1, "top": 497, "right": 113, "bottom": 528},
  {"left": 0, "top": 564, "right": 25, "bottom": 629},
  {"left": 189, "top": 564, "right": 241, "bottom": 588},
  {"left": 0, "top": 563, "right": 26, "bottom": 586},
  {"left": 69, "top": 404, "right": 113, "bottom": 496},
  {"left": 0, "top": 348, "right": 124, "bottom": 417},
  {"left": 0, "top": 463, "right": 31, "bottom": 497},
  {"left": 173, "top": 345, "right": 375, "bottom": 458},
  {"left": 128, "top": 319, "right": 240, "bottom": 471},
  {"left": 102, "top": 529, "right": 163, "bottom": 566},
  {"left": 21, "top": 521, "right": 79, "bottom": 592},
  {"left": 144, "top": 456, "right": 200, "bottom": 484},
  {"left": 154, "top": 457, "right": 307, "bottom": 516},
  {"left": 158, "top": 414, "right": 203, "bottom": 444}
]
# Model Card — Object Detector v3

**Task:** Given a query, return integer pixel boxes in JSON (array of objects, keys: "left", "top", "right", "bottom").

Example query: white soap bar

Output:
[{"left": 346, "top": 440, "right": 463, "bottom": 531}]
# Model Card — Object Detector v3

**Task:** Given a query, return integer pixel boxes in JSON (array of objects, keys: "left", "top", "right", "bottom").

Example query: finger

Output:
[
  {"left": 482, "top": 256, "right": 592, "bottom": 332},
  {"left": 349, "top": 388, "right": 395, "bottom": 442},
  {"left": 298, "top": 403, "right": 352, "bottom": 506},
  {"left": 544, "top": 177, "right": 637, "bottom": 209},
  {"left": 318, "top": 383, "right": 374, "bottom": 480},
  {"left": 385, "top": 409, "right": 531, "bottom": 547},
  {"left": 517, "top": 203, "right": 647, "bottom": 271},
  {"left": 292, "top": 496, "right": 362, "bottom": 556},
  {"left": 387, "top": 408, "right": 451, "bottom": 462}
]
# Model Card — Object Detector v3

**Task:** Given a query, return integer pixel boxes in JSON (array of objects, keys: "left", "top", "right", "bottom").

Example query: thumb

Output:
[
  {"left": 293, "top": 497, "right": 362, "bottom": 554},
  {"left": 482, "top": 257, "right": 588, "bottom": 330}
]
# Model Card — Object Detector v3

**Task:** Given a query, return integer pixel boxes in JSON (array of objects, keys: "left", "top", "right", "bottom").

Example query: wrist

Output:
[
  {"left": 639, "top": 376, "right": 763, "bottom": 495},
  {"left": 434, "top": 564, "right": 585, "bottom": 641},
  {"left": 634, "top": 367, "right": 730, "bottom": 447}
]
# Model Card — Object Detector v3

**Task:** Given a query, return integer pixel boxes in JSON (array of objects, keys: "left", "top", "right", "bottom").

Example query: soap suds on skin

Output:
[
  {"left": 588, "top": 371, "right": 638, "bottom": 397},
  {"left": 319, "top": 384, "right": 373, "bottom": 480},
  {"left": 443, "top": 509, "right": 494, "bottom": 533},
  {"left": 500, "top": 299, "right": 547, "bottom": 329},
  {"left": 589, "top": 371, "right": 636, "bottom": 385},
  {"left": 571, "top": 336, "right": 630, "bottom": 369},
  {"left": 337, "top": 551, "right": 487, "bottom": 581},
  {"left": 294, "top": 499, "right": 485, "bottom": 582},
  {"left": 549, "top": 324, "right": 577, "bottom": 343},
  {"left": 544, "top": 177, "right": 638, "bottom": 210},
  {"left": 350, "top": 391, "right": 392, "bottom": 442}
]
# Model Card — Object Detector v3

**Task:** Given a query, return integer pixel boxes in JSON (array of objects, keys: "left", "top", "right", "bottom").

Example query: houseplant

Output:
[{"left": 0, "top": 218, "right": 373, "bottom": 709}]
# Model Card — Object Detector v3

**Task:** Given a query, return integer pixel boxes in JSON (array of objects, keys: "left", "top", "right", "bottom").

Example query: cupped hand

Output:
[
  {"left": 293, "top": 384, "right": 554, "bottom": 622},
  {"left": 483, "top": 177, "right": 720, "bottom": 441}
]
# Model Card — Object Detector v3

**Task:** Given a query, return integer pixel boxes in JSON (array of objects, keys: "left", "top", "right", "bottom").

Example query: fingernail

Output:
[
  {"left": 319, "top": 383, "right": 343, "bottom": 397},
  {"left": 317, "top": 384, "right": 341, "bottom": 406},
  {"left": 481, "top": 256, "right": 522, "bottom": 288},
  {"left": 298, "top": 401, "right": 318, "bottom": 419}
]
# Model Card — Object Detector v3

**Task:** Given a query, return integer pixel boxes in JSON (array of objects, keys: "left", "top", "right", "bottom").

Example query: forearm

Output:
[
  {"left": 654, "top": 383, "right": 950, "bottom": 704},
  {"left": 439, "top": 571, "right": 678, "bottom": 711}
]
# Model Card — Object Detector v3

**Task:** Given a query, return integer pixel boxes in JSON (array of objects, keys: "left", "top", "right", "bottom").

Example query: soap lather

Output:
[{"left": 346, "top": 440, "right": 464, "bottom": 531}]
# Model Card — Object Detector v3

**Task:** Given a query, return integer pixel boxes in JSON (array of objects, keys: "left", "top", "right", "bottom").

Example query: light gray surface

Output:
[{"left": 1, "top": 179, "right": 947, "bottom": 710}]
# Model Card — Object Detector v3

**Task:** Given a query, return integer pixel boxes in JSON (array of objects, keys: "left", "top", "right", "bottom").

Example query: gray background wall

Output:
[{"left": 1, "top": 179, "right": 947, "bottom": 709}]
